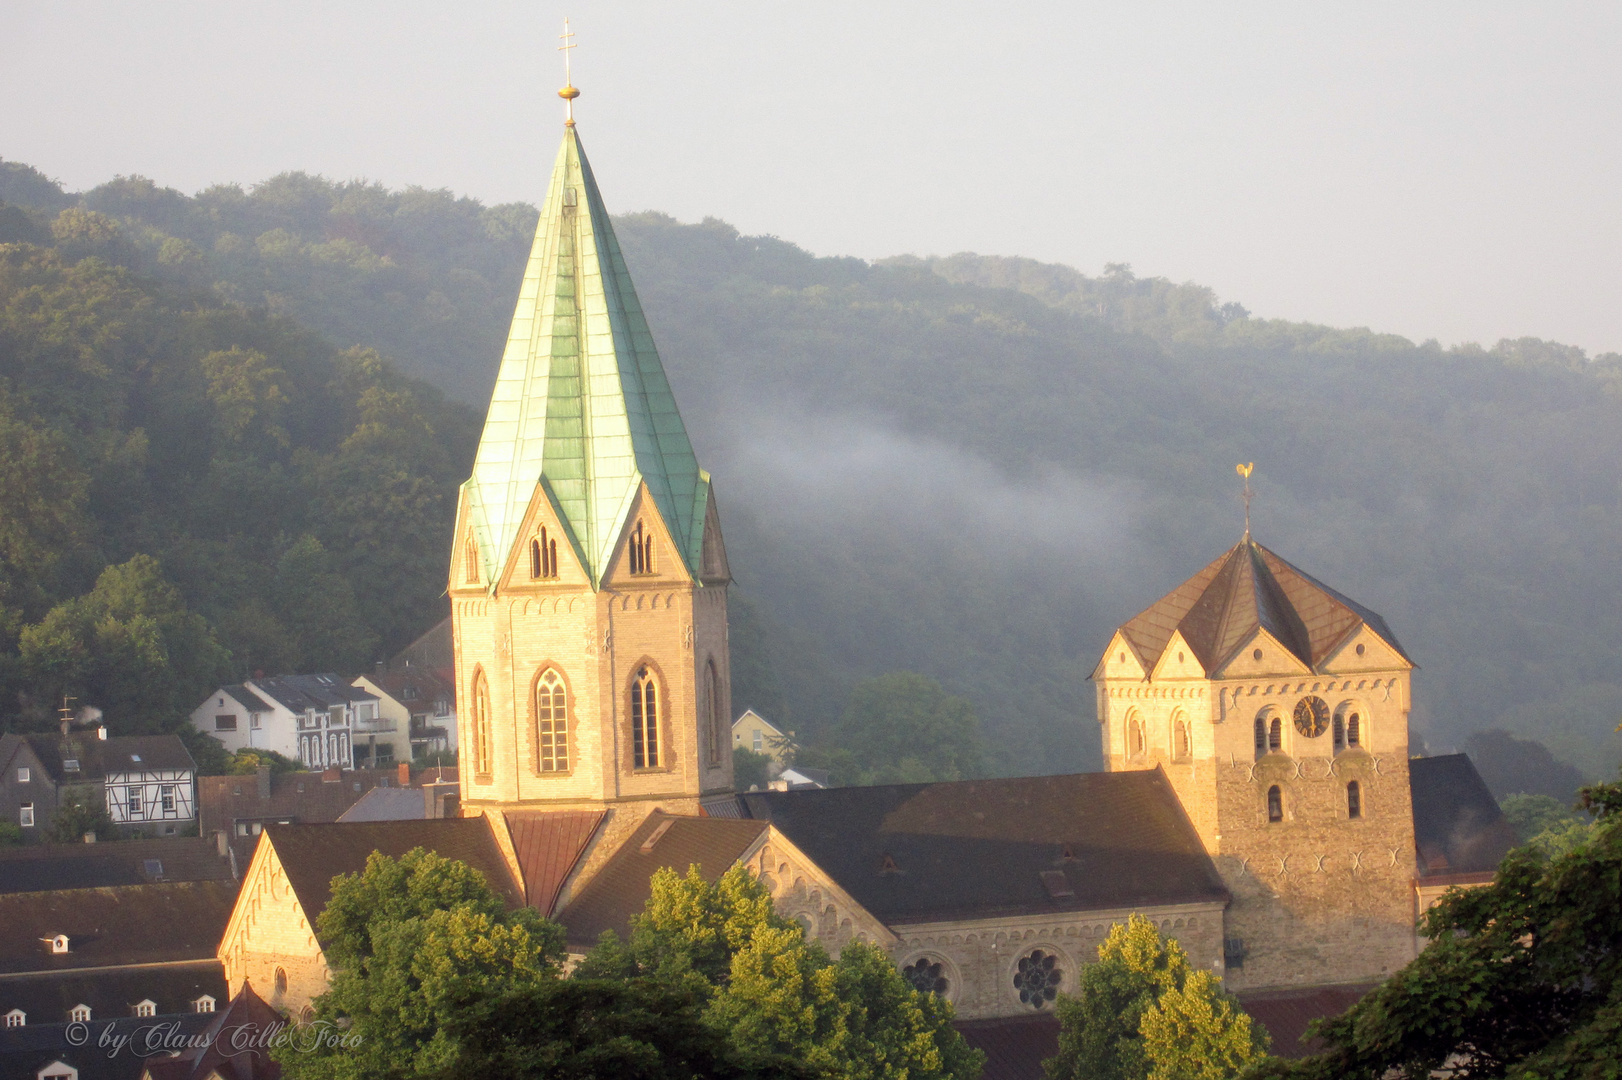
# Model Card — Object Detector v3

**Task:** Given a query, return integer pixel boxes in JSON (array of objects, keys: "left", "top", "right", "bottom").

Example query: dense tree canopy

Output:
[{"left": 797, "top": 671, "right": 987, "bottom": 786}]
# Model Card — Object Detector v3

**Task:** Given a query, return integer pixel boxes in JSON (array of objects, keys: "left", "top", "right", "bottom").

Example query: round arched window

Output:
[
  {"left": 273, "top": 966, "right": 287, "bottom": 998},
  {"left": 1013, "top": 949, "right": 1062, "bottom": 1009},
  {"left": 902, "top": 957, "right": 949, "bottom": 997}
]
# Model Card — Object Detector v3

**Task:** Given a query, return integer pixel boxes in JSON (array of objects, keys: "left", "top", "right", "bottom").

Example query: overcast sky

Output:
[{"left": 6, "top": 2, "right": 1619, "bottom": 353}]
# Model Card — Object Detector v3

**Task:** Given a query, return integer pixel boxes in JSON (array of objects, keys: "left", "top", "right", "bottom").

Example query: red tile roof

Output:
[
  {"left": 1237, "top": 983, "right": 1374, "bottom": 1058},
  {"left": 502, "top": 810, "right": 604, "bottom": 915},
  {"left": 954, "top": 1014, "right": 1059, "bottom": 1080}
]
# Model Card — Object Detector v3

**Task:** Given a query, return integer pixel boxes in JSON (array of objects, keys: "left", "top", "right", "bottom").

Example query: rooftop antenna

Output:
[
  {"left": 558, "top": 16, "right": 579, "bottom": 127},
  {"left": 1236, "top": 462, "right": 1255, "bottom": 539}
]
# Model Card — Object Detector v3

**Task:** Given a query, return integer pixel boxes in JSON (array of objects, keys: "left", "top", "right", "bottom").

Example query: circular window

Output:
[
  {"left": 1013, "top": 949, "right": 1062, "bottom": 1009},
  {"left": 903, "top": 957, "right": 949, "bottom": 997},
  {"left": 1356, "top": 643, "right": 1366, "bottom": 656},
  {"left": 1252, "top": 648, "right": 1263, "bottom": 661}
]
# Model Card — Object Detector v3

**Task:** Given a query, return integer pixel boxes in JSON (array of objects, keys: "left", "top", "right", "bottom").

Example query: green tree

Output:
[
  {"left": 1245, "top": 774, "right": 1622, "bottom": 1079},
  {"left": 19, "top": 555, "right": 231, "bottom": 733},
  {"left": 619, "top": 864, "right": 798, "bottom": 987},
  {"left": 275, "top": 848, "right": 566, "bottom": 1080},
  {"left": 227, "top": 747, "right": 300, "bottom": 775},
  {"left": 0, "top": 820, "right": 23, "bottom": 846},
  {"left": 1048, "top": 914, "right": 1265, "bottom": 1080},
  {"left": 1500, "top": 792, "right": 1594, "bottom": 858},
  {"left": 46, "top": 790, "right": 118, "bottom": 842},
  {"left": 802, "top": 672, "right": 986, "bottom": 786},
  {"left": 734, "top": 746, "right": 774, "bottom": 791}
]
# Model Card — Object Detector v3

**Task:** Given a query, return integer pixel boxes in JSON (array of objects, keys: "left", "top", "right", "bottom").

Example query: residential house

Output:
[
  {"left": 0, "top": 732, "right": 196, "bottom": 842},
  {"left": 352, "top": 666, "right": 457, "bottom": 761},
  {"left": 188, "top": 675, "right": 386, "bottom": 771},
  {"left": 198, "top": 765, "right": 408, "bottom": 864},
  {"left": 732, "top": 709, "right": 789, "bottom": 765}
]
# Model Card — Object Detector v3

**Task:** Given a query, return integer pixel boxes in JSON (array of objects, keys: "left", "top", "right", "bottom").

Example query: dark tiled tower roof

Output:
[{"left": 1117, "top": 538, "right": 1411, "bottom": 674}]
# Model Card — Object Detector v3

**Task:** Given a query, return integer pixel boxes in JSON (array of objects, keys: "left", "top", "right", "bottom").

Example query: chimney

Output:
[
  {"left": 215, "top": 830, "right": 229, "bottom": 857},
  {"left": 398, "top": 761, "right": 411, "bottom": 787},
  {"left": 375, "top": 660, "right": 386, "bottom": 676},
  {"left": 256, "top": 764, "right": 271, "bottom": 800},
  {"left": 59, "top": 718, "right": 70, "bottom": 736},
  {"left": 82, "top": 831, "right": 95, "bottom": 844}
]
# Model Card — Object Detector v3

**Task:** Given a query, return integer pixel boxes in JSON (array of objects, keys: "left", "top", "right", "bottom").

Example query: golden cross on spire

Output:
[
  {"left": 1236, "top": 462, "right": 1255, "bottom": 538},
  {"left": 558, "top": 16, "right": 580, "bottom": 127}
]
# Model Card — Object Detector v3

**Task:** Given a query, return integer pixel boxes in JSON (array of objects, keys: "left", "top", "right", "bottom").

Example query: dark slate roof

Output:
[
  {"left": 0, "top": 960, "right": 225, "bottom": 1026},
  {"left": 0, "top": 838, "right": 235, "bottom": 895},
  {"left": 138, "top": 982, "right": 283, "bottom": 1080},
  {"left": 556, "top": 812, "right": 767, "bottom": 948},
  {"left": 5, "top": 734, "right": 193, "bottom": 784},
  {"left": 336, "top": 787, "right": 428, "bottom": 822},
  {"left": 503, "top": 810, "right": 604, "bottom": 915},
  {"left": 1116, "top": 538, "right": 1412, "bottom": 674},
  {"left": 742, "top": 771, "right": 1229, "bottom": 925},
  {"left": 0, "top": 882, "right": 237, "bottom": 974},
  {"left": 1410, "top": 754, "right": 1518, "bottom": 877},
  {"left": 250, "top": 673, "right": 377, "bottom": 713},
  {"left": 367, "top": 666, "right": 457, "bottom": 711},
  {"left": 0, "top": 1014, "right": 219, "bottom": 1080},
  {"left": 1237, "top": 984, "right": 1374, "bottom": 1059},
  {"left": 264, "top": 817, "right": 522, "bottom": 936},
  {"left": 954, "top": 1014, "right": 1059, "bottom": 1080},
  {"left": 220, "top": 684, "right": 276, "bottom": 715}
]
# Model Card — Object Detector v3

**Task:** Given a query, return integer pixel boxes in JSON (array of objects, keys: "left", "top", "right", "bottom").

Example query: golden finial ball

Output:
[{"left": 558, "top": 84, "right": 580, "bottom": 101}]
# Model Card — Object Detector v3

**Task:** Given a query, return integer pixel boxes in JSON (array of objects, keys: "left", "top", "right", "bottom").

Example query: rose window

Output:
[
  {"left": 903, "top": 958, "right": 949, "bottom": 997},
  {"left": 1013, "top": 949, "right": 1062, "bottom": 1008}
]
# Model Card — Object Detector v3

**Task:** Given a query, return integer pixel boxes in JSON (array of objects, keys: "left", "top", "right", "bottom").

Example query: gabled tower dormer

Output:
[
  {"left": 1092, "top": 535, "right": 1418, "bottom": 992},
  {"left": 450, "top": 104, "right": 734, "bottom": 828}
]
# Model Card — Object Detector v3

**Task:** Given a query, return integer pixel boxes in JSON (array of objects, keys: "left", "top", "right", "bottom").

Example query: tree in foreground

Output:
[
  {"left": 1244, "top": 774, "right": 1622, "bottom": 1079},
  {"left": 1046, "top": 913, "right": 1268, "bottom": 1080}
]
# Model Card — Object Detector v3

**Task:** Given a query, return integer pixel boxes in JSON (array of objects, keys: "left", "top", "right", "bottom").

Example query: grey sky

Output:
[{"left": 6, "top": 2, "right": 1619, "bottom": 353}]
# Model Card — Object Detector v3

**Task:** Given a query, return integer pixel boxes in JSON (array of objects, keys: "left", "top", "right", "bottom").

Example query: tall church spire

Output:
[{"left": 462, "top": 123, "right": 710, "bottom": 589}]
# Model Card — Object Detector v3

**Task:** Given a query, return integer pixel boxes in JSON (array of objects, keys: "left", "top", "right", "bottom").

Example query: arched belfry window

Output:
[
  {"left": 1347, "top": 780, "right": 1362, "bottom": 819},
  {"left": 1254, "top": 716, "right": 1268, "bottom": 760},
  {"left": 631, "top": 667, "right": 661, "bottom": 768},
  {"left": 1347, "top": 712, "right": 1363, "bottom": 747},
  {"left": 704, "top": 661, "right": 723, "bottom": 767},
  {"left": 1127, "top": 715, "right": 1146, "bottom": 758},
  {"left": 1268, "top": 717, "right": 1282, "bottom": 753},
  {"left": 530, "top": 528, "right": 559, "bottom": 580},
  {"left": 536, "top": 669, "right": 568, "bottom": 773},
  {"left": 1333, "top": 714, "right": 1346, "bottom": 752},
  {"left": 471, "top": 670, "right": 493, "bottom": 777},
  {"left": 628, "top": 521, "right": 654, "bottom": 575},
  {"left": 1267, "top": 785, "right": 1283, "bottom": 823},
  {"left": 463, "top": 535, "right": 480, "bottom": 584},
  {"left": 1173, "top": 718, "right": 1191, "bottom": 761}
]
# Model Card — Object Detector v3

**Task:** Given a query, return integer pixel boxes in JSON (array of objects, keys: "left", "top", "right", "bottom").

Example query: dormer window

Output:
[
  {"left": 16, "top": 767, "right": 28, "bottom": 783},
  {"left": 628, "top": 521, "right": 654, "bottom": 575},
  {"left": 5, "top": 1009, "right": 24, "bottom": 1027},
  {"left": 48, "top": 934, "right": 69, "bottom": 954},
  {"left": 63, "top": 759, "right": 79, "bottom": 772},
  {"left": 69, "top": 1005, "right": 90, "bottom": 1023},
  {"left": 531, "top": 527, "right": 559, "bottom": 579},
  {"left": 133, "top": 1000, "right": 156, "bottom": 1018},
  {"left": 193, "top": 995, "right": 216, "bottom": 1014},
  {"left": 129, "top": 754, "right": 141, "bottom": 763}
]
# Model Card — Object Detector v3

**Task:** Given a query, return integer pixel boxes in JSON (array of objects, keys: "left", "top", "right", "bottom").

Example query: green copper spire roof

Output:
[{"left": 463, "top": 126, "right": 709, "bottom": 588}]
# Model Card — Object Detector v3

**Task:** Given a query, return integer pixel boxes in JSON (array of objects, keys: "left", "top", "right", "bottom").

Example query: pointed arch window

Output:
[
  {"left": 531, "top": 528, "right": 559, "bottom": 579},
  {"left": 631, "top": 667, "right": 661, "bottom": 768},
  {"left": 536, "top": 669, "right": 569, "bottom": 773},
  {"left": 471, "top": 670, "right": 493, "bottom": 777},
  {"left": 1127, "top": 715, "right": 1146, "bottom": 758},
  {"left": 463, "top": 535, "right": 480, "bottom": 584},
  {"left": 1173, "top": 718, "right": 1191, "bottom": 762},
  {"left": 1267, "top": 785, "right": 1283, "bottom": 823},
  {"left": 1347, "top": 780, "right": 1362, "bottom": 820},
  {"left": 628, "top": 521, "right": 654, "bottom": 575},
  {"left": 704, "top": 660, "right": 724, "bottom": 767}
]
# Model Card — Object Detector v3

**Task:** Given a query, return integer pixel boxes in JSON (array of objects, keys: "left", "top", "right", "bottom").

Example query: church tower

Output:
[
  {"left": 1093, "top": 537, "right": 1418, "bottom": 991},
  {"left": 449, "top": 103, "right": 735, "bottom": 831}
]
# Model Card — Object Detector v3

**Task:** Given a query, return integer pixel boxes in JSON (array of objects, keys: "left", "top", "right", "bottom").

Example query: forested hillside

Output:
[{"left": 3, "top": 155, "right": 1620, "bottom": 780}]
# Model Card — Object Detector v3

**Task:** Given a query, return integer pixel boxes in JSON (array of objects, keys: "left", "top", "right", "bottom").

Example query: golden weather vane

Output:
[
  {"left": 1236, "top": 462, "right": 1255, "bottom": 537},
  {"left": 558, "top": 16, "right": 580, "bottom": 126}
]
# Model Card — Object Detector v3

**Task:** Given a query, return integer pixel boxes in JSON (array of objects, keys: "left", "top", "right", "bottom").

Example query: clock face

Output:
[{"left": 1293, "top": 696, "right": 1330, "bottom": 738}]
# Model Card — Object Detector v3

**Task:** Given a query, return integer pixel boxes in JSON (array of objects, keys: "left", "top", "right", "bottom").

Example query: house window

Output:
[
  {"left": 193, "top": 996, "right": 216, "bottom": 1014},
  {"left": 250, "top": 713, "right": 261, "bottom": 729},
  {"left": 63, "top": 758, "right": 79, "bottom": 772},
  {"left": 1267, "top": 785, "right": 1284, "bottom": 823},
  {"left": 1347, "top": 712, "right": 1362, "bottom": 747},
  {"left": 752, "top": 729, "right": 763, "bottom": 752},
  {"left": 535, "top": 669, "right": 569, "bottom": 773},
  {"left": 69, "top": 1005, "right": 90, "bottom": 1023},
  {"left": 1012, "top": 949, "right": 1062, "bottom": 1009},
  {"left": 133, "top": 1000, "right": 156, "bottom": 1018},
  {"left": 357, "top": 702, "right": 376, "bottom": 721},
  {"left": 704, "top": 661, "right": 724, "bottom": 767},
  {"left": 464, "top": 535, "right": 480, "bottom": 584},
  {"left": 16, "top": 767, "right": 28, "bottom": 783},
  {"left": 1268, "top": 717, "right": 1282, "bottom": 752},
  {"left": 631, "top": 667, "right": 661, "bottom": 768},
  {"left": 128, "top": 789, "right": 141, "bottom": 817},
  {"left": 3, "top": 1009, "right": 22, "bottom": 1027},
  {"left": 435, "top": 697, "right": 449, "bottom": 717},
  {"left": 214, "top": 714, "right": 237, "bottom": 732},
  {"left": 628, "top": 521, "right": 654, "bottom": 575},
  {"left": 19, "top": 803, "right": 33, "bottom": 828},
  {"left": 902, "top": 957, "right": 949, "bottom": 997},
  {"left": 160, "top": 786, "right": 176, "bottom": 814},
  {"left": 472, "top": 671, "right": 493, "bottom": 776},
  {"left": 1347, "top": 781, "right": 1363, "bottom": 819},
  {"left": 531, "top": 528, "right": 559, "bottom": 579},
  {"left": 328, "top": 706, "right": 345, "bottom": 727},
  {"left": 402, "top": 686, "right": 418, "bottom": 700}
]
